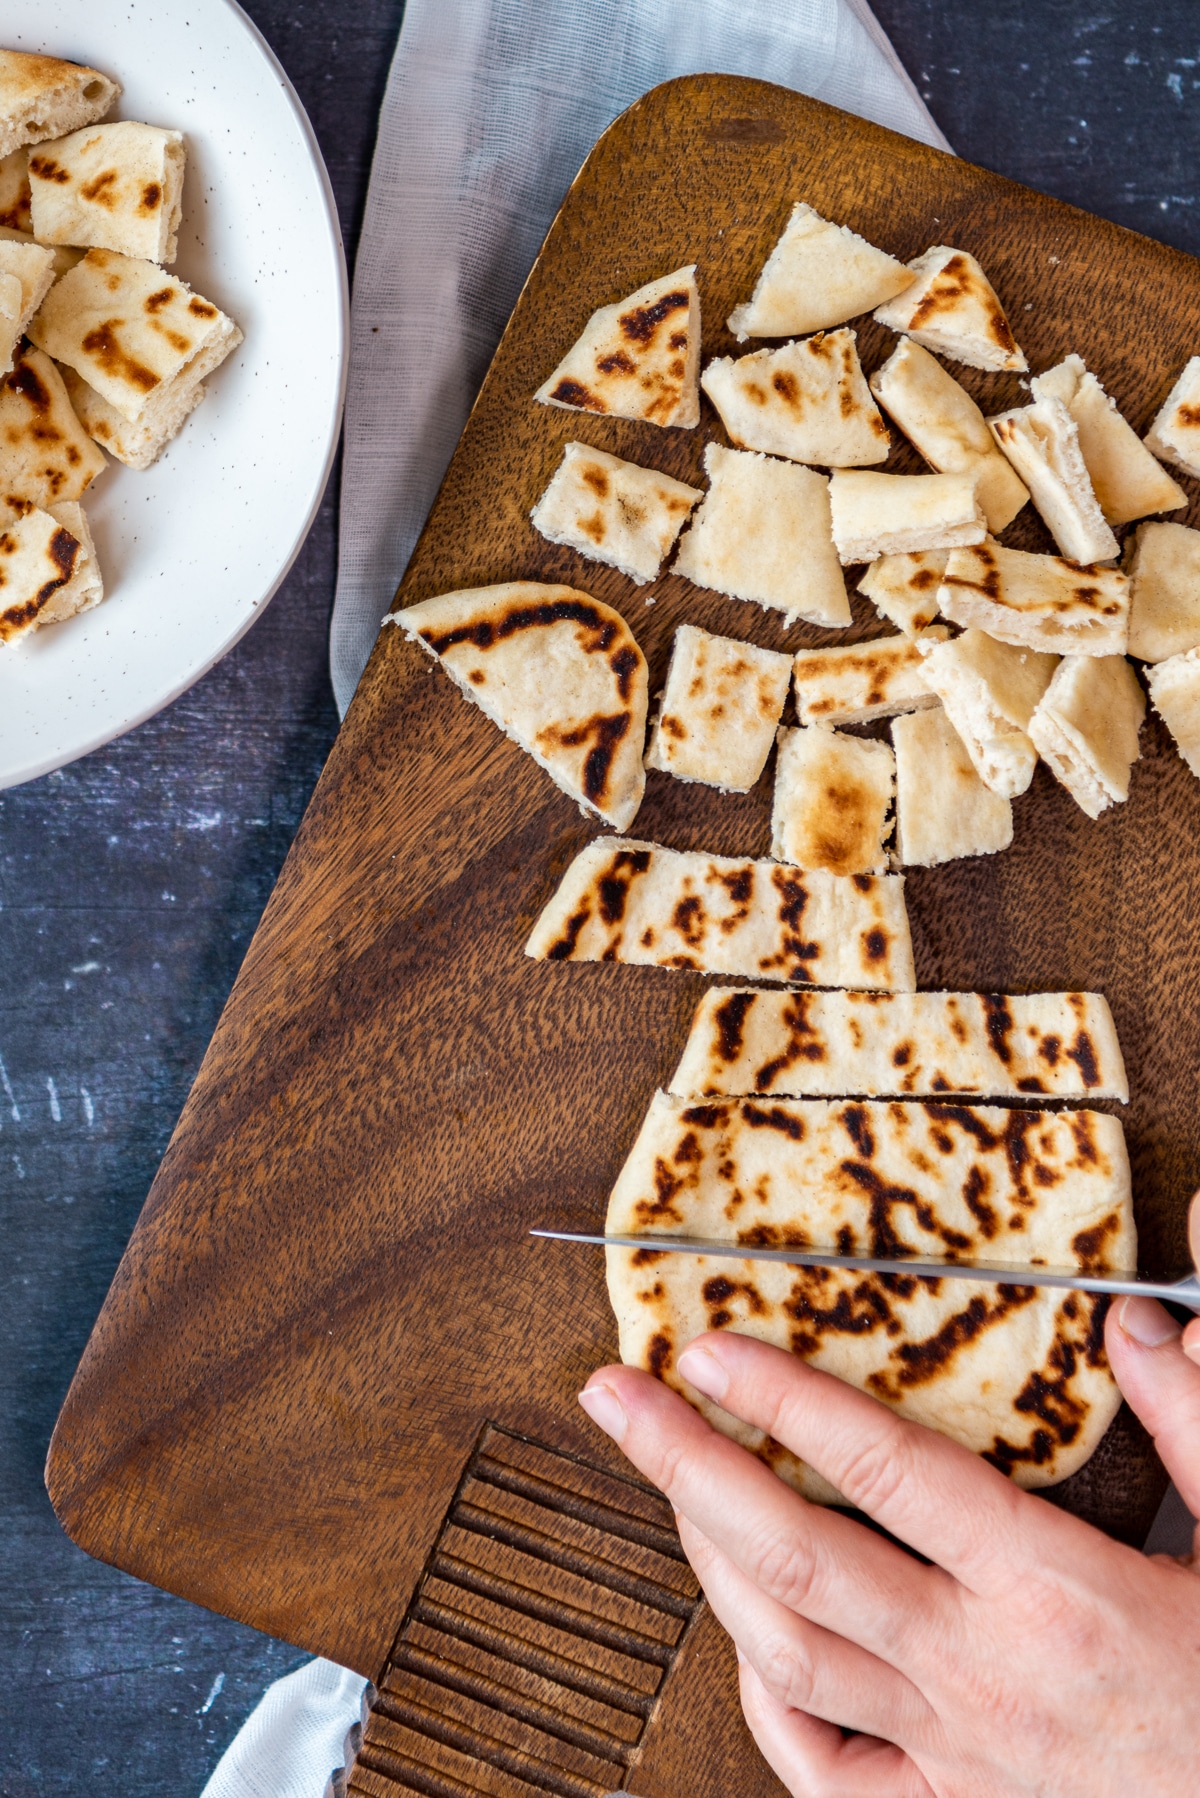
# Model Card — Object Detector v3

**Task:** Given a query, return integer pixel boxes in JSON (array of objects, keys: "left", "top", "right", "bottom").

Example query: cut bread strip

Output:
[
  {"left": 917, "top": 629, "right": 1058, "bottom": 798},
  {"left": 937, "top": 539, "right": 1130, "bottom": 657},
  {"left": 873, "top": 246, "right": 1026, "bottom": 372},
  {"left": 771, "top": 725, "right": 894, "bottom": 876},
  {"left": 727, "top": 203, "right": 913, "bottom": 340},
  {"left": 792, "top": 630, "right": 942, "bottom": 726},
  {"left": 1144, "top": 356, "right": 1200, "bottom": 480},
  {"left": 989, "top": 396, "right": 1118, "bottom": 564},
  {"left": 1146, "top": 648, "right": 1200, "bottom": 779},
  {"left": 0, "top": 49, "right": 119, "bottom": 162},
  {"left": 1027, "top": 654, "right": 1145, "bottom": 819},
  {"left": 1032, "top": 355, "right": 1186, "bottom": 526},
  {"left": 701, "top": 330, "right": 889, "bottom": 467},
  {"left": 534, "top": 265, "right": 700, "bottom": 428},
  {"left": 530, "top": 442, "right": 700, "bottom": 585},
  {"left": 893, "top": 705, "right": 1013, "bottom": 866},
  {"left": 644, "top": 623, "right": 791, "bottom": 792},
  {"left": 857, "top": 550, "right": 948, "bottom": 636},
  {"left": 828, "top": 469, "right": 985, "bottom": 564}
]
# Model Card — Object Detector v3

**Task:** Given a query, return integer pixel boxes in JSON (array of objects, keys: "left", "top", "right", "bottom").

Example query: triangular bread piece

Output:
[
  {"left": 874, "top": 246, "right": 1026, "bottom": 372},
  {"left": 1027, "top": 654, "right": 1145, "bottom": 819},
  {"left": 0, "top": 344, "right": 107, "bottom": 509},
  {"left": 1147, "top": 649, "right": 1200, "bottom": 778},
  {"left": 1145, "top": 356, "right": 1200, "bottom": 480},
  {"left": 530, "top": 442, "right": 700, "bottom": 584},
  {"left": 393, "top": 582, "right": 648, "bottom": 830},
  {"left": 990, "top": 396, "right": 1118, "bottom": 564},
  {"left": 535, "top": 266, "right": 700, "bottom": 428},
  {"left": 917, "top": 628, "right": 1058, "bottom": 797},
  {"left": 1032, "top": 355, "right": 1186, "bottom": 525},
  {"left": 727, "top": 203, "right": 913, "bottom": 340},
  {"left": 701, "top": 329, "right": 888, "bottom": 467},
  {"left": 0, "top": 50, "right": 119, "bottom": 161}
]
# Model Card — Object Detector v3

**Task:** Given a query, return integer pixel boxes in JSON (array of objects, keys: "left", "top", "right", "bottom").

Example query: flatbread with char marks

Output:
[
  {"left": 701, "top": 329, "right": 889, "bottom": 467},
  {"left": 873, "top": 246, "right": 1026, "bottom": 373},
  {"left": 0, "top": 49, "right": 119, "bottom": 162},
  {"left": 534, "top": 266, "right": 700, "bottom": 428},
  {"left": 0, "top": 344, "right": 106, "bottom": 510},
  {"left": 726, "top": 202, "right": 913, "bottom": 340},
  {"left": 936, "top": 539, "right": 1130, "bottom": 656},
  {"left": 29, "top": 121, "right": 186, "bottom": 266},
  {"left": 606, "top": 1091, "right": 1132, "bottom": 1498}
]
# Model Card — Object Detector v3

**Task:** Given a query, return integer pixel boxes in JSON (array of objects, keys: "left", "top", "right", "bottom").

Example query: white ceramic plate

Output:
[{"left": 0, "top": 0, "right": 347, "bottom": 788}]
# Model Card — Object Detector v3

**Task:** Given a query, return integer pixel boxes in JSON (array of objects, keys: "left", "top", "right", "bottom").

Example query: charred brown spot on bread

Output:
[
  {"left": 81, "top": 322, "right": 160, "bottom": 393},
  {"left": 631, "top": 1247, "right": 666, "bottom": 1266},
  {"left": 609, "top": 645, "right": 639, "bottom": 700},
  {"left": 871, "top": 1284, "right": 1037, "bottom": 1398},
  {"left": 139, "top": 181, "right": 162, "bottom": 212},
  {"left": 580, "top": 463, "right": 609, "bottom": 498},
  {"left": 668, "top": 330, "right": 688, "bottom": 350},
  {"left": 1038, "top": 1034, "right": 1062, "bottom": 1068},
  {"left": 619, "top": 290, "right": 689, "bottom": 342},
  {"left": 740, "top": 1101, "right": 805, "bottom": 1141},
  {"left": 550, "top": 377, "right": 603, "bottom": 410},
  {"left": 579, "top": 509, "right": 607, "bottom": 544},
  {"left": 787, "top": 1271, "right": 895, "bottom": 1353},
  {"left": 187, "top": 298, "right": 218, "bottom": 320},
  {"left": 771, "top": 371, "right": 799, "bottom": 407},
  {"left": 893, "top": 1042, "right": 912, "bottom": 1067},
  {"left": 1066, "top": 1029, "right": 1100, "bottom": 1088},
  {"left": 714, "top": 990, "right": 756, "bottom": 1063},
  {"left": 982, "top": 993, "right": 1014, "bottom": 1065},
  {"left": 1016, "top": 1076, "right": 1047, "bottom": 1093},
  {"left": 152, "top": 324, "right": 192, "bottom": 355},
  {"left": 1072, "top": 1211, "right": 1119, "bottom": 1271},
  {"left": 659, "top": 714, "right": 685, "bottom": 741},
  {"left": 80, "top": 169, "right": 119, "bottom": 207},
  {"left": 672, "top": 893, "right": 706, "bottom": 945},
  {"left": 962, "top": 1164, "right": 998, "bottom": 1238},
  {"left": 544, "top": 902, "right": 590, "bottom": 960},
  {"left": 841, "top": 1104, "right": 875, "bottom": 1159},
  {"left": 0, "top": 595, "right": 49, "bottom": 638},
  {"left": 8, "top": 357, "right": 50, "bottom": 413},
  {"left": 29, "top": 156, "right": 69, "bottom": 184},
  {"left": 635, "top": 1158, "right": 686, "bottom": 1226},
  {"left": 864, "top": 928, "right": 888, "bottom": 965},
  {"left": 426, "top": 596, "right": 625, "bottom": 657},
  {"left": 702, "top": 1274, "right": 766, "bottom": 1320},
  {"left": 646, "top": 1332, "right": 673, "bottom": 1377},
  {"left": 596, "top": 349, "right": 635, "bottom": 376}
]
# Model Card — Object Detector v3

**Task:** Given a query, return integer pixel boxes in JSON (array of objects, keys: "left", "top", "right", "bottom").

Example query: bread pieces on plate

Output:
[
  {"left": 791, "top": 630, "right": 942, "bottom": 726},
  {"left": 531, "top": 442, "right": 701, "bottom": 585},
  {"left": 0, "top": 344, "right": 106, "bottom": 509},
  {"left": 29, "top": 121, "right": 186, "bottom": 265},
  {"left": 1125, "top": 521, "right": 1200, "bottom": 663},
  {"left": 937, "top": 539, "right": 1130, "bottom": 656},
  {"left": 0, "top": 235, "right": 54, "bottom": 372},
  {"left": 0, "top": 49, "right": 119, "bottom": 162},
  {"left": 525, "top": 836, "right": 915, "bottom": 991},
  {"left": 873, "top": 246, "right": 1027, "bottom": 373},
  {"left": 673, "top": 442, "right": 850, "bottom": 627},
  {"left": 0, "top": 221, "right": 81, "bottom": 278},
  {"left": 701, "top": 329, "right": 889, "bottom": 467},
  {"left": 1146, "top": 649, "right": 1200, "bottom": 779},
  {"left": 990, "top": 395, "right": 1119, "bottom": 564},
  {"left": 870, "top": 337, "right": 1028, "bottom": 532},
  {"left": 644, "top": 623, "right": 791, "bottom": 792},
  {"left": 828, "top": 468, "right": 985, "bottom": 564},
  {"left": 0, "top": 501, "right": 84, "bottom": 640},
  {"left": 858, "top": 549, "right": 948, "bottom": 636},
  {"left": 669, "top": 986, "right": 1128, "bottom": 1102},
  {"left": 535, "top": 265, "right": 701, "bottom": 428},
  {"left": 605, "top": 1091, "right": 1130, "bottom": 1498},
  {"left": 771, "top": 725, "right": 895, "bottom": 876},
  {"left": 917, "top": 629, "right": 1059, "bottom": 797},
  {"left": 893, "top": 704, "right": 1014, "bottom": 865},
  {"left": 726, "top": 202, "right": 912, "bottom": 340},
  {"left": 394, "top": 581, "right": 648, "bottom": 831},
  {"left": 1144, "top": 356, "right": 1200, "bottom": 480},
  {"left": 38, "top": 499, "right": 102, "bottom": 624},
  {"left": 1032, "top": 355, "right": 1186, "bottom": 526},
  {"left": 1027, "top": 654, "right": 1145, "bottom": 819},
  {"left": 0, "top": 147, "right": 30, "bottom": 231}
]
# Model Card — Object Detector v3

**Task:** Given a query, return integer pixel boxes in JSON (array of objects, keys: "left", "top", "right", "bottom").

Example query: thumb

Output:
[{"left": 1106, "top": 1296, "right": 1200, "bottom": 1527}]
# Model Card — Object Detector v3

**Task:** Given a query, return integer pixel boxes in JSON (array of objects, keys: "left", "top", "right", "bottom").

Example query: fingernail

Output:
[
  {"left": 677, "top": 1343, "right": 729, "bottom": 1402},
  {"left": 577, "top": 1382, "right": 627, "bottom": 1442},
  {"left": 1119, "top": 1295, "right": 1183, "bottom": 1348}
]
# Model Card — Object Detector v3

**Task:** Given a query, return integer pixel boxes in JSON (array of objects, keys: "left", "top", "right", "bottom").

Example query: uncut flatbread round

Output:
[{"left": 607, "top": 1092, "right": 1133, "bottom": 1498}]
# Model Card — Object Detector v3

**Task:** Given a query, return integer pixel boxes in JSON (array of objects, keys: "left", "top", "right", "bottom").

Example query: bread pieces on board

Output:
[
  {"left": 771, "top": 725, "right": 895, "bottom": 876},
  {"left": 1126, "top": 520, "right": 1200, "bottom": 662},
  {"left": 1032, "top": 354, "right": 1186, "bottom": 526},
  {"left": 873, "top": 246, "right": 1027, "bottom": 372},
  {"left": 858, "top": 549, "right": 948, "bottom": 636},
  {"left": 535, "top": 265, "right": 701, "bottom": 428},
  {"left": 1147, "top": 649, "right": 1200, "bottom": 779},
  {"left": 701, "top": 330, "right": 889, "bottom": 467},
  {"left": 530, "top": 442, "right": 700, "bottom": 585},
  {"left": 829, "top": 468, "right": 986, "bottom": 563},
  {"left": 791, "top": 630, "right": 941, "bottom": 726},
  {"left": 727, "top": 202, "right": 912, "bottom": 340},
  {"left": 1145, "top": 356, "right": 1200, "bottom": 480},
  {"left": 937, "top": 539, "right": 1130, "bottom": 656},
  {"left": 917, "top": 629, "right": 1059, "bottom": 797},
  {"left": 990, "top": 395, "right": 1119, "bottom": 564},
  {"left": 893, "top": 704, "right": 1014, "bottom": 865}
]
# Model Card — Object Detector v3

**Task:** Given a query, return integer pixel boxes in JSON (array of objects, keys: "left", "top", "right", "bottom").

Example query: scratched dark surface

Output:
[{"left": 2, "top": 3, "right": 1200, "bottom": 1794}]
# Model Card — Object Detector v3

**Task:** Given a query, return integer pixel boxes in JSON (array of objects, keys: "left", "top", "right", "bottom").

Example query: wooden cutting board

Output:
[{"left": 48, "top": 75, "right": 1200, "bottom": 1798}]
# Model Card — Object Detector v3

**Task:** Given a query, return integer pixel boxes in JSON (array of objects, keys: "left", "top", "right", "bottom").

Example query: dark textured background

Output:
[{"left": 2, "top": 2, "right": 1199, "bottom": 1791}]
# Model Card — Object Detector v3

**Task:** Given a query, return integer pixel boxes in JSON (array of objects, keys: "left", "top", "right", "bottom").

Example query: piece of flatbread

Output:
[
  {"left": 791, "top": 629, "right": 943, "bottom": 726},
  {"left": 893, "top": 705, "right": 1014, "bottom": 865},
  {"left": 606, "top": 1091, "right": 1131, "bottom": 1496},
  {"left": 873, "top": 246, "right": 1027, "bottom": 373},
  {"left": 917, "top": 629, "right": 1059, "bottom": 797},
  {"left": 670, "top": 986, "right": 1128, "bottom": 1102},
  {"left": 57, "top": 361, "right": 205, "bottom": 470},
  {"left": 701, "top": 330, "right": 889, "bottom": 467},
  {"left": 726, "top": 203, "right": 913, "bottom": 341},
  {"left": 0, "top": 343, "right": 106, "bottom": 510},
  {"left": 534, "top": 266, "right": 700, "bottom": 428},
  {"left": 0, "top": 50, "right": 119, "bottom": 162},
  {"left": 525, "top": 837, "right": 915, "bottom": 991},
  {"left": 0, "top": 146, "right": 30, "bottom": 231},
  {"left": 394, "top": 582, "right": 648, "bottom": 830},
  {"left": 1027, "top": 654, "right": 1145, "bottom": 820},
  {"left": 29, "top": 121, "right": 186, "bottom": 265},
  {"left": 1146, "top": 649, "right": 1200, "bottom": 779},
  {"left": 0, "top": 221, "right": 83, "bottom": 278},
  {"left": 1032, "top": 355, "right": 1186, "bottom": 527},
  {"left": 771, "top": 725, "right": 894, "bottom": 876},
  {"left": 38, "top": 498, "right": 102, "bottom": 624},
  {"left": 989, "top": 396, "right": 1119, "bottom": 565},
  {"left": 644, "top": 623, "right": 791, "bottom": 792},
  {"left": 1144, "top": 356, "right": 1200, "bottom": 481},
  {"left": 1125, "top": 521, "right": 1200, "bottom": 663},
  {"left": 672, "top": 443, "right": 850, "bottom": 627},
  {"left": 857, "top": 550, "right": 948, "bottom": 636},
  {"left": 870, "top": 338, "right": 1028, "bottom": 532},
  {"left": 828, "top": 468, "right": 985, "bottom": 564},
  {"left": 530, "top": 442, "right": 700, "bottom": 585},
  {"left": 937, "top": 539, "right": 1130, "bottom": 657},
  {"left": 0, "top": 235, "right": 54, "bottom": 373},
  {"left": 0, "top": 501, "right": 82, "bottom": 641},
  {"left": 28, "top": 250, "right": 241, "bottom": 463}
]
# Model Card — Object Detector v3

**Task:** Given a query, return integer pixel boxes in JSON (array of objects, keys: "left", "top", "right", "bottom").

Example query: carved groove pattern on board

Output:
[{"left": 346, "top": 1426, "right": 701, "bottom": 1798}]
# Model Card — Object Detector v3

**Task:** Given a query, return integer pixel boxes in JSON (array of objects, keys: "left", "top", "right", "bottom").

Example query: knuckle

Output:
[
  {"left": 835, "top": 1421, "right": 911, "bottom": 1517},
  {"left": 751, "top": 1526, "right": 824, "bottom": 1615},
  {"left": 755, "top": 1629, "right": 816, "bottom": 1712}
]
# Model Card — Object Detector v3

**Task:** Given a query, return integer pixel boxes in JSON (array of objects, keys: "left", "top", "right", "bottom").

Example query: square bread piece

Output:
[
  {"left": 1145, "top": 356, "right": 1200, "bottom": 480},
  {"left": 0, "top": 501, "right": 85, "bottom": 641},
  {"left": 792, "top": 629, "right": 943, "bottom": 726},
  {"left": 1028, "top": 655, "right": 1145, "bottom": 819},
  {"left": 700, "top": 329, "right": 889, "bottom": 467},
  {"left": 0, "top": 344, "right": 106, "bottom": 508},
  {"left": 893, "top": 705, "right": 1014, "bottom": 866},
  {"left": 858, "top": 550, "right": 947, "bottom": 636},
  {"left": 918, "top": 629, "right": 1058, "bottom": 798},
  {"left": 29, "top": 122, "right": 186, "bottom": 265},
  {"left": 0, "top": 50, "right": 119, "bottom": 162},
  {"left": 870, "top": 338, "right": 1028, "bottom": 532},
  {"left": 0, "top": 236, "right": 54, "bottom": 373},
  {"left": 38, "top": 499, "right": 102, "bottom": 624},
  {"left": 771, "top": 724, "right": 895, "bottom": 876},
  {"left": 1126, "top": 521, "right": 1200, "bottom": 662},
  {"left": 673, "top": 443, "right": 850, "bottom": 627},
  {"left": 937, "top": 539, "right": 1130, "bottom": 657},
  {"left": 873, "top": 246, "right": 1026, "bottom": 373},
  {"left": 1032, "top": 355, "right": 1186, "bottom": 526},
  {"left": 990, "top": 396, "right": 1118, "bottom": 564},
  {"left": 1146, "top": 649, "right": 1200, "bottom": 779},
  {"left": 727, "top": 203, "right": 913, "bottom": 340},
  {"left": 530, "top": 442, "right": 700, "bottom": 585},
  {"left": 29, "top": 251, "right": 241, "bottom": 461},
  {"left": 645, "top": 623, "right": 792, "bottom": 792},
  {"left": 0, "top": 147, "right": 30, "bottom": 231},
  {"left": 828, "top": 469, "right": 985, "bottom": 564}
]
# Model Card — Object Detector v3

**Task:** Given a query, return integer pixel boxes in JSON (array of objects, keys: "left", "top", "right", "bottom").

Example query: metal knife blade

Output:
[{"left": 530, "top": 1229, "right": 1200, "bottom": 1310}]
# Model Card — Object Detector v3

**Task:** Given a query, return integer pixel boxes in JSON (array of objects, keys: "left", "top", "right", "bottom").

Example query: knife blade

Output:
[{"left": 530, "top": 1229, "right": 1200, "bottom": 1310}]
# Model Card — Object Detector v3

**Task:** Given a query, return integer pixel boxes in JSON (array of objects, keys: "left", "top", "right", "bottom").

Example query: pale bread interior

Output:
[
  {"left": 727, "top": 202, "right": 912, "bottom": 340},
  {"left": 893, "top": 703, "right": 1013, "bottom": 865}
]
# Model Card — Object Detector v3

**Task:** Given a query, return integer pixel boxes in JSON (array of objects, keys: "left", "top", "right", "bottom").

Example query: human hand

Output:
[{"left": 577, "top": 1193, "right": 1200, "bottom": 1796}]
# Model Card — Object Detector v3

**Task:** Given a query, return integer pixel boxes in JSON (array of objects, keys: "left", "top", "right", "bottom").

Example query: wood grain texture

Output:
[{"left": 45, "top": 73, "right": 1200, "bottom": 1794}]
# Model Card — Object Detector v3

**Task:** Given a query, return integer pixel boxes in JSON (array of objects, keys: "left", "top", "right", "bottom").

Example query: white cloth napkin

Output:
[
  {"left": 198, "top": 1658, "right": 366, "bottom": 1798},
  {"left": 328, "top": 0, "right": 948, "bottom": 713}
]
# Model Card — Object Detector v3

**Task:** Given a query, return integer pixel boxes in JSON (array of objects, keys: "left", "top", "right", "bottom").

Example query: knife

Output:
[{"left": 530, "top": 1229, "right": 1200, "bottom": 1310}]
